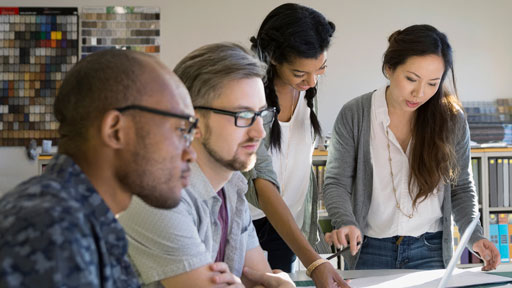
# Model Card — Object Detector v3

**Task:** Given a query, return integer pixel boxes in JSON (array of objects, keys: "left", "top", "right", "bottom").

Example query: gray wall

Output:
[{"left": 1, "top": 0, "right": 511, "bottom": 194}]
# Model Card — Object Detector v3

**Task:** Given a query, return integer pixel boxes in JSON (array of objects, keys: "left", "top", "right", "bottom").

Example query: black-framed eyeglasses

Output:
[
  {"left": 194, "top": 106, "right": 276, "bottom": 128},
  {"left": 115, "top": 105, "right": 198, "bottom": 147}
]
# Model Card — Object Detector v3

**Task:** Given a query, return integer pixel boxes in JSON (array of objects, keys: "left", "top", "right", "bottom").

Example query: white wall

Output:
[{"left": 1, "top": 0, "right": 511, "bottom": 194}]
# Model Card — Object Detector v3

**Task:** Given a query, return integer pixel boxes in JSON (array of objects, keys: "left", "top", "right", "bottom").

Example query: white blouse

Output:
[
  {"left": 366, "top": 87, "right": 444, "bottom": 238},
  {"left": 249, "top": 91, "right": 314, "bottom": 229}
]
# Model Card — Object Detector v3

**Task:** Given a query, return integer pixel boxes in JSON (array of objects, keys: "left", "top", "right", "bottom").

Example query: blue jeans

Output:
[
  {"left": 352, "top": 231, "right": 444, "bottom": 270},
  {"left": 253, "top": 217, "right": 296, "bottom": 272}
]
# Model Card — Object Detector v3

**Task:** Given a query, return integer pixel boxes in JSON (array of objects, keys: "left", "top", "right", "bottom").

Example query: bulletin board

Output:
[
  {"left": 0, "top": 6, "right": 160, "bottom": 146},
  {"left": 0, "top": 7, "right": 78, "bottom": 146},
  {"left": 81, "top": 6, "right": 160, "bottom": 58}
]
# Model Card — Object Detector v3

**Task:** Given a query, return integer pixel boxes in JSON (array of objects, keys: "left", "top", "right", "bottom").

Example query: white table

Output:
[
  {"left": 289, "top": 269, "right": 420, "bottom": 282},
  {"left": 289, "top": 265, "right": 512, "bottom": 287}
]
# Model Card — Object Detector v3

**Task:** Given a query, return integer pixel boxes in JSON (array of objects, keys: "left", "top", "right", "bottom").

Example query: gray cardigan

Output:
[{"left": 323, "top": 91, "right": 485, "bottom": 269}]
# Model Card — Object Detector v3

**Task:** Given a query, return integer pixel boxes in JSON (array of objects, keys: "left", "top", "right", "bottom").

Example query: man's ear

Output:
[
  {"left": 193, "top": 112, "right": 204, "bottom": 140},
  {"left": 100, "top": 110, "right": 125, "bottom": 149},
  {"left": 194, "top": 122, "right": 203, "bottom": 140}
]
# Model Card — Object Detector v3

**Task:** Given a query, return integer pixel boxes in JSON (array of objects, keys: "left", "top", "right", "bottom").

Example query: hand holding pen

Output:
[
  {"left": 327, "top": 241, "right": 362, "bottom": 260},
  {"left": 324, "top": 225, "right": 363, "bottom": 256}
]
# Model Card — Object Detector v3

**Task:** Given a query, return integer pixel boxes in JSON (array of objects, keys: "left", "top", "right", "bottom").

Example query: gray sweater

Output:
[{"left": 323, "top": 91, "right": 485, "bottom": 269}]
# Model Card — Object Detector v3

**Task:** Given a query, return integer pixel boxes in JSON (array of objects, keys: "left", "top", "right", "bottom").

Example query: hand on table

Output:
[
  {"left": 472, "top": 239, "right": 501, "bottom": 271},
  {"left": 209, "top": 262, "right": 244, "bottom": 287},
  {"left": 242, "top": 267, "right": 295, "bottom": 288},
  {"left": 310, "top": 261, "right": 350, "bottom": 288}
]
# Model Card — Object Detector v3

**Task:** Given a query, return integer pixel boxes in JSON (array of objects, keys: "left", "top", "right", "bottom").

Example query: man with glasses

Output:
[
  {"left": 0, "top": 50, "right": 240, "bottom": 287},
  {"left": 119, "top": 43, "right": 295, "bottom": 288}
]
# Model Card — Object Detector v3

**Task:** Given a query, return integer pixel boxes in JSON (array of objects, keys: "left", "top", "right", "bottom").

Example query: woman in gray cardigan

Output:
[{"left": 323, "top": 24, "right": 500, "bottom": 271}]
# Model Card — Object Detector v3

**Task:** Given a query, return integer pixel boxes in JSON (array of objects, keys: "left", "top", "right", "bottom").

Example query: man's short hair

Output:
[
  {"left": 54, "top": 49, "right": 162, "bottom": 151},
  {"left": 173, "top": 42, "right": 267, "bottom": 107}
]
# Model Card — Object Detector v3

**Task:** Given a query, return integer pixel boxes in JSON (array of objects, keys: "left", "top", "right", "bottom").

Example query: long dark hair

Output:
[
  {"left": 383, "top": 24, "right": 461, "bottom": 206},
  {"left": 250, "top": 3, "right": 335, "bottom": 150}
]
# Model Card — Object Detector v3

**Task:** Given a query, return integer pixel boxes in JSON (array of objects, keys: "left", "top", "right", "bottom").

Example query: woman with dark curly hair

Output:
[{"left": 245, "top": 3, "right": 346, "bottom": 287}]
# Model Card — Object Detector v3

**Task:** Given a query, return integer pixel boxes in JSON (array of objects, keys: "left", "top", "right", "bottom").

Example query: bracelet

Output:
[{"left": 306, "top": 258, "right": 328, "bottom": 277}]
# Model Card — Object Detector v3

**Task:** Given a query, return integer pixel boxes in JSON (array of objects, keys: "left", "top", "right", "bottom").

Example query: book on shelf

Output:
[
  {"left": 510, "top": 159, "right": 512, "bottom": 209},
  {"left": 453, "top": 225, "right": 461, "bottom": 264},
  {"left": 490, "top": 213, "right": 499, "bottom": 250},
  {"left": 471, "top": 158, "right": 481, "bottom": 205},
  {"left": 461, "top": 248, "right": 470, "bottom": 264},
  {"left": 498, "top": 159, "right": 504, "bottom": 207},
  {"left": 314, "top": 164, "right": 326, "bottom": 211},
  {"left": 508, "top": 214, "right": 512, "bottom": 265},
  {"left": 490, "top": 159, "right": 498, "bottom": 207},
  {"left": 505, "top": 159, "right": 510, "bottom": 207},
  {"left": 463, "top": 99, "right": 512, "bottom": 145},
  {"left": 498, "top": 213, "right": 510, "bottom": 263},
  {"left": 488, "top": 158, "right": 512, "bottom": 208}
]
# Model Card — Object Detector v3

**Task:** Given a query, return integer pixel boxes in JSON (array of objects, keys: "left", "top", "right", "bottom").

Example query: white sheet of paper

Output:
[{"left": 348, "top": 268, "right": 511, "bottom": 288}]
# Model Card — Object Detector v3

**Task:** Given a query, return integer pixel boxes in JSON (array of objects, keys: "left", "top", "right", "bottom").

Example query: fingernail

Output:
[{"left": 484, "top": 255, "right": 491, "bottom": 261}]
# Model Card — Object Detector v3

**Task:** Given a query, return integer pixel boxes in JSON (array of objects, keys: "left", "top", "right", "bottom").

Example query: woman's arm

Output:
[
  {"left": 450, "top": 113, "right": 500, "bottom": 270},
  {"left": 248, "top": 137, "right": 346, "bottom": 287},
  {"left": 254, "top": 178, "right": 348, "bottom": 288},
  {"left": 450, "top": 114, "right": 485, "bottom": 244},
  {"left": 322, "top": 104, "right": 364, "bottom": 255},
  {"left": 323, "top": 105, "right": 359, "bottom": 230}
]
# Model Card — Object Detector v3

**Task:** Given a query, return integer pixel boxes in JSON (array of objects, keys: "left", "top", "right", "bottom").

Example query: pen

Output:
[{"left": 326, "top": 241, "right": 362, "bottom": 260}]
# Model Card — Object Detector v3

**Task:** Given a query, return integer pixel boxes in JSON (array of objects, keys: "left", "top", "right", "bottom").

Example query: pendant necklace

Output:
[{"left": 385, "top": 126, "right": 414, "bottom": 219}]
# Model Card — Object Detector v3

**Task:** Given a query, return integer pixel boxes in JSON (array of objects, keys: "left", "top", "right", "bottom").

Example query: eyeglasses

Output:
[
  {"left": 115, "top": 105, "right": 198, "bottom": 147},
  {"left": 194, "top": 106, "right": 276, "bottom": 128}
]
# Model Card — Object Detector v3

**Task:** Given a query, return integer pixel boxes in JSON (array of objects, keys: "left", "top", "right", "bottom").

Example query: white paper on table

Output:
[{"left": 348, "top": 267, "right": 511, "bottom": 288}]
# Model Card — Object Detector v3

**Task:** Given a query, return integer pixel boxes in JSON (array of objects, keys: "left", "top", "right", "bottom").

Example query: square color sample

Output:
[
  {"left": 81, "top": 6, "right": 160, "bottom": 58},
  {"left": 0, "top": 7, "right": 78, "bottom": 146}
]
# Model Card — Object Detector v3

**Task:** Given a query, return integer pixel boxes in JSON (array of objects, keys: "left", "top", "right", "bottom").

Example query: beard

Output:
[
  {"left": 201, "top": 124, "right": 258, "bottom": 172},
  {"left": 117, "top": 124, "right": 184, "bottom": 210}
]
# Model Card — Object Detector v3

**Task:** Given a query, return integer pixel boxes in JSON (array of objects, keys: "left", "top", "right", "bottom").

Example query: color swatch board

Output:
[
  {"left": 0, "top": 6, "right": 160, "bottom": 147},
  {"left": 81, "top": 6, "right": 160, "bottom": 58},
  {"left": 0, "top": 7, "right": 78, "bottom": 146}
]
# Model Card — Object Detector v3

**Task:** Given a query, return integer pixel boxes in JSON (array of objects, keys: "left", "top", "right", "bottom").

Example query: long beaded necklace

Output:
[{"left": 385, "top": 126, "right": 414, "bottom": 219}]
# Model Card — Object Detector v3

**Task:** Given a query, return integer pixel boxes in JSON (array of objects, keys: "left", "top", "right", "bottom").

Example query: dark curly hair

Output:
[{"left": 250, "top": 3, "right": 335, "bottom": 150}]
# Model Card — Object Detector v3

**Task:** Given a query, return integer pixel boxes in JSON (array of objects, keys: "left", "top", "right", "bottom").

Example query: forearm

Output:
[
  {"left": 322, "top": 111, "right": 359, "bottom": 230},
  {"left": 159, "top": 264, "right": 220, "bottom": 288},
  {"left": 323, "top": 181, "right": 357, "bottom": 230},
  {"left": 323, "top": 157, "right": 358, "bottom": 230},
  {"left": 254, "top": 178, "right": 321, "bottom": 267},
  {"left": 242, "top": 246, "right": 272, "bottom": 287}
]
